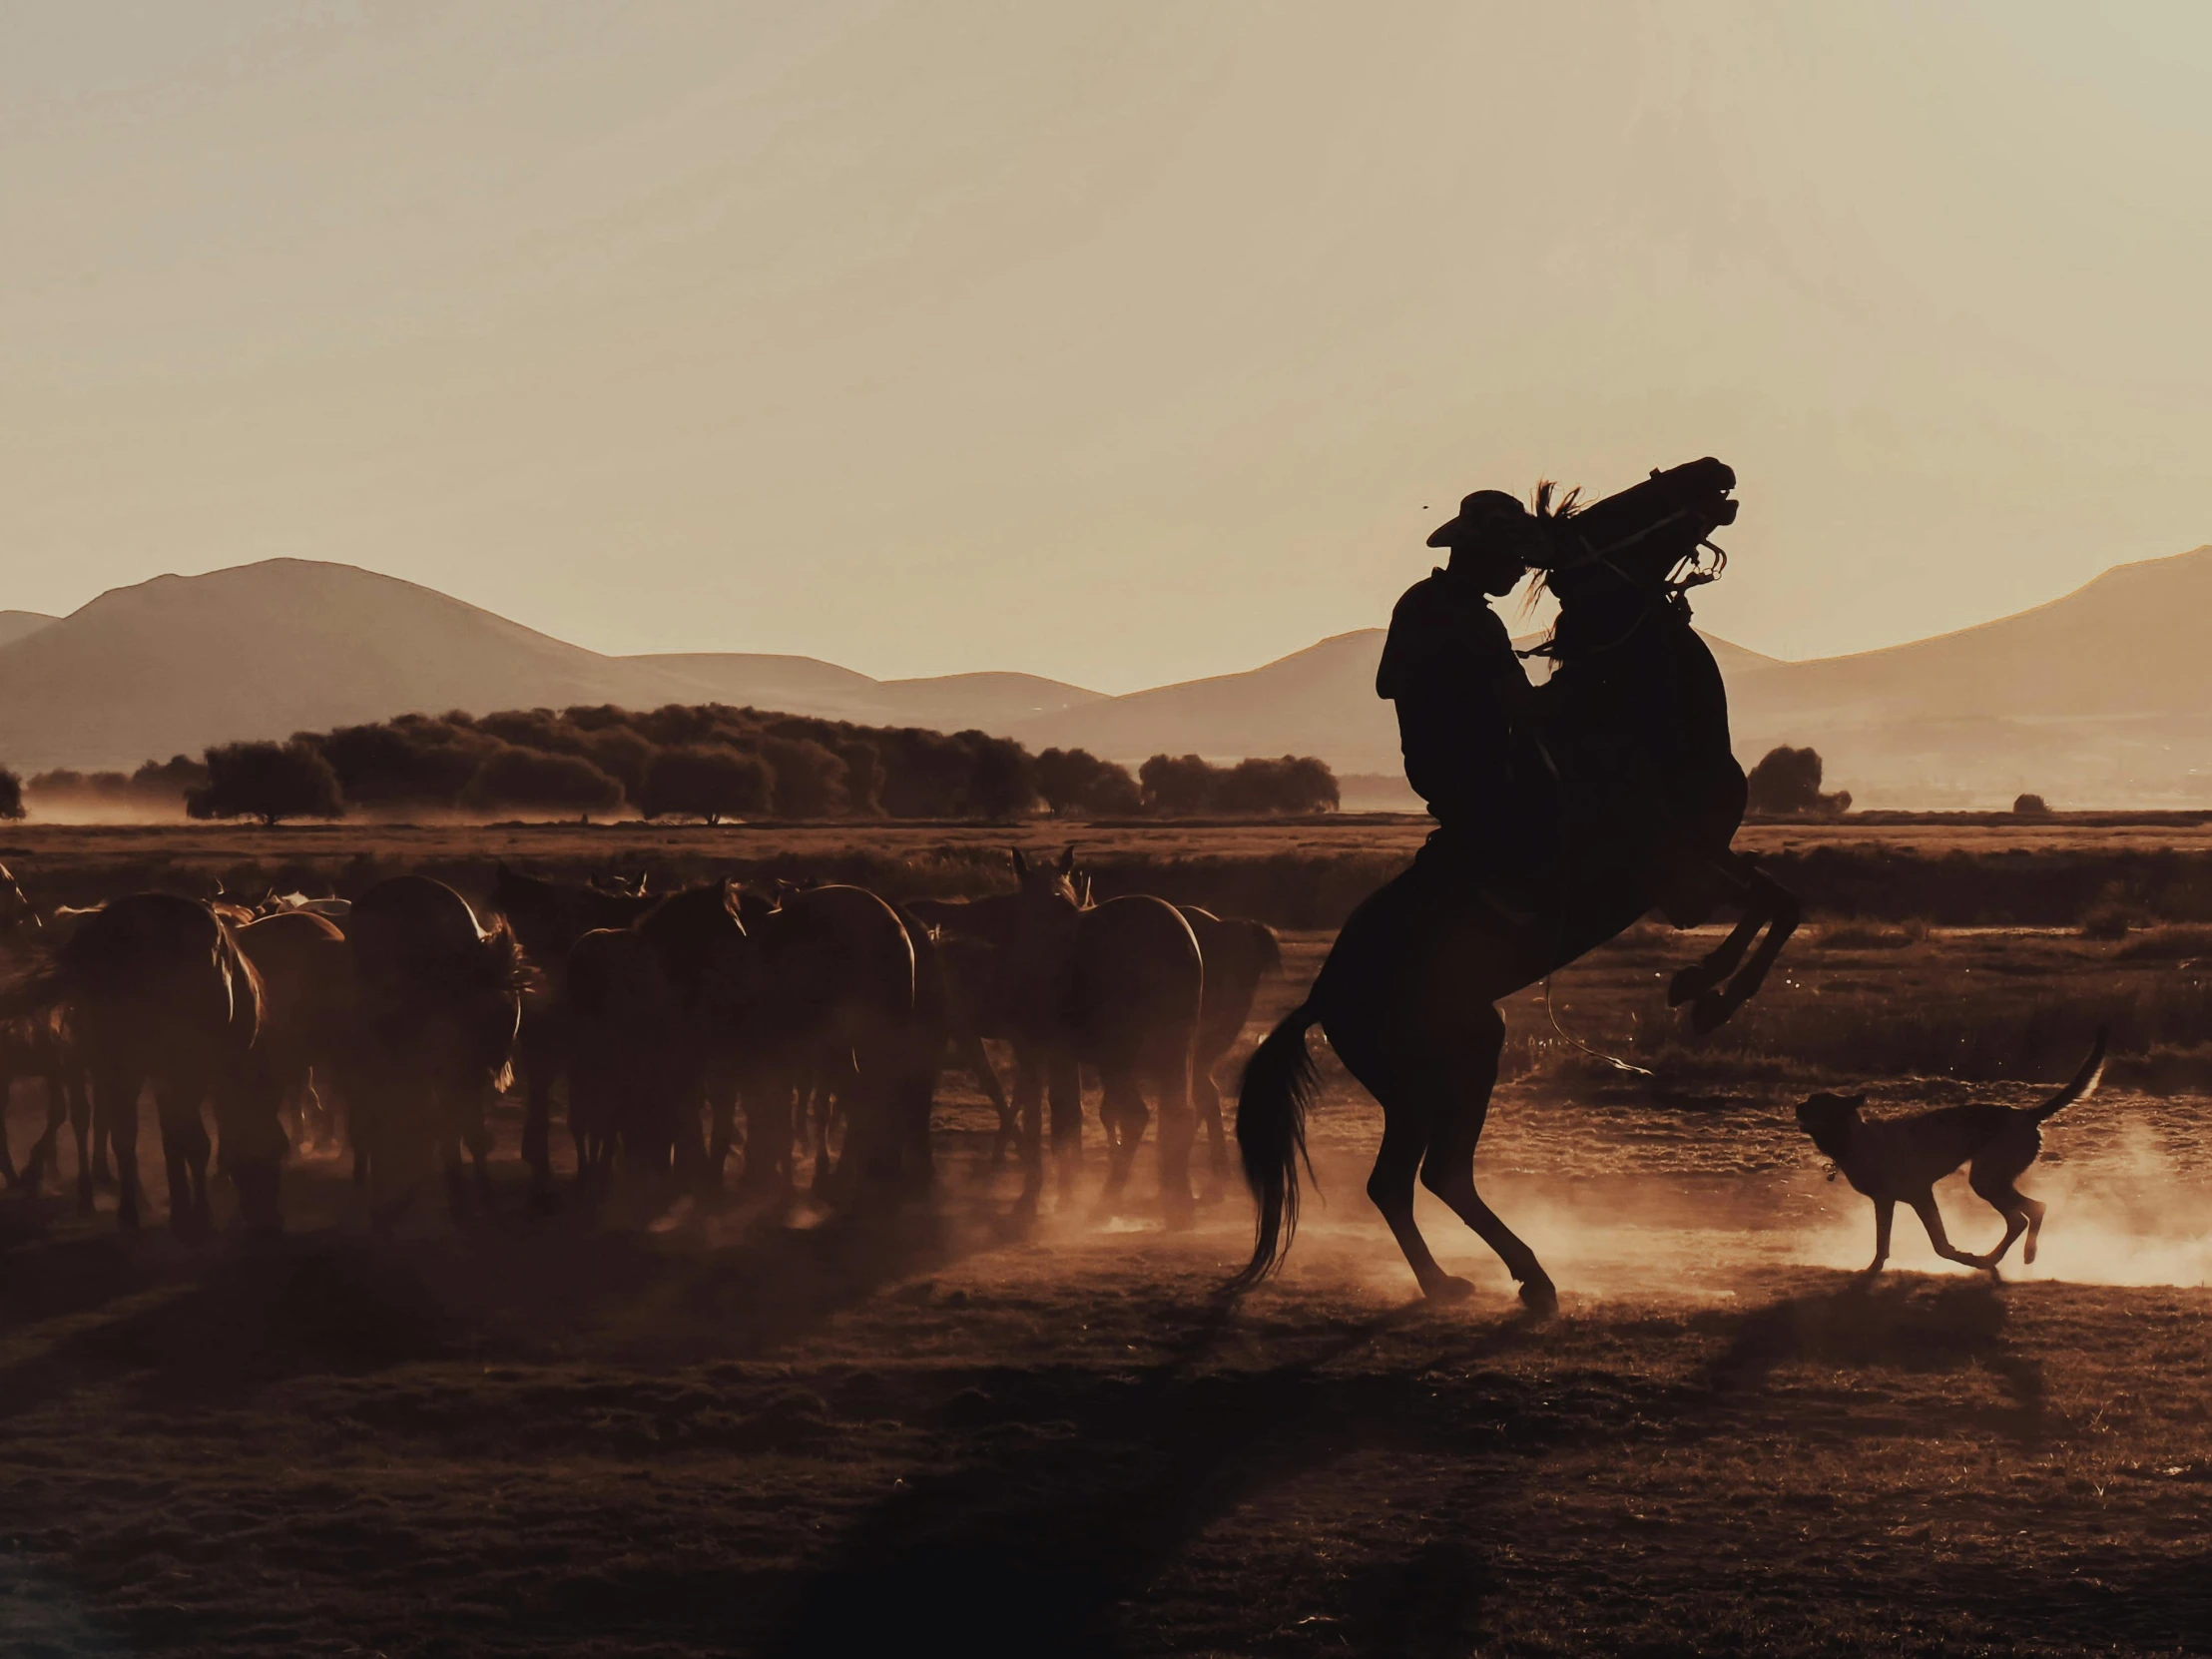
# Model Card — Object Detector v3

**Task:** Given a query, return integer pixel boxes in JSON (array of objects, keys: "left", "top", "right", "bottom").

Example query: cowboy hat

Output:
[{"left": 1425, "top": 489, "right": 1528, "bottom": 549}]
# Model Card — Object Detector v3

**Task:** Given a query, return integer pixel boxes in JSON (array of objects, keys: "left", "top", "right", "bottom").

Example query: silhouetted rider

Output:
[{"left": 1379, "top": 489, "right": 1557, "bottom": 906}]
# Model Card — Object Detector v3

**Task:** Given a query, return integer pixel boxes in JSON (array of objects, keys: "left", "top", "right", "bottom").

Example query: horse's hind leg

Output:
[
  {"left": 95, "top": 1066, "right": 147, "bottom": 1232},
  {"left": 1148, "top": 1041, "right": 1198, "bottom": 1231},
  {"left": 1415, "top": 1011, "right": 1556, "bottom": 1314},
  {"left": 1095, "top": 1066, "right": 1146, "bottom": 1213},
  {"left": 961, "top": 1031, "right": 1015, "bottom": 1162},
  {"left": 154, "top": 1078, "right": 214, "bottom": 1240},
  {"left": 1363, "top": 1098, "right": 1463, "bottom": 1301},
  {"left": 1047, "top": 1051, "right": 1084, "bottom": 1199},
  {"left": 1190, "top": 1045, "right": 1232, "bottom": 1200},
  {"left": 0, "top": 1071, "right": 19, "bottom": 1190},
  {"left": 462, "top": 1092, "right": 495, "bottom": 1209},
  {"left": 67, "top": 1070, "right": 95, "bottom": 1215}
]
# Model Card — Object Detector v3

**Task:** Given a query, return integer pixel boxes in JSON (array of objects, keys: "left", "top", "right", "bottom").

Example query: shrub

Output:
[
  {"left": 963, "top": 734, "right": 1037, "bottom": 819},
  {"left": 312, "top": 717, "right": 490, "bottom": 808},
  {"left": 1140, "top": 754, "right": 1218, "bottom": 816},
  {"left": 1746, "top": 745, "right": 1850, "bottom": 816},
  {"left": 636, "top": 745, "right": 773, "bottom": 824},
  {"left": 1036, "top": 748, "right": 1143, "bottom": 817},
  {"left": 759, "top": 736, "right": 848, "bottom": 819},
  {"left": 2013, "top": 793, "right": 2052, "bottom": 817},
  {"left": 836, "top": 741, "right": 886, "bottom": 816},
  {"left": 132, "top": 755, "right": 209, "bottom": 801},
  {"left": 1217, "top": 755, "right": 1340, "bottom": 815},
  {"left": 462, "top": 747, "right": 625, "bottom": 817},
  {"left": 186, "top": 742, "right": 345, "bottom": 825},
  {"left": 0, "top": 767, "right": 21, "bottom": 821}
]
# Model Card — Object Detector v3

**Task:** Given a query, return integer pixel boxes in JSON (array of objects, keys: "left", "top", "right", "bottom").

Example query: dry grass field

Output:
[{"left": 4, "top": 821, "right": 2212, "bottom": 1655}]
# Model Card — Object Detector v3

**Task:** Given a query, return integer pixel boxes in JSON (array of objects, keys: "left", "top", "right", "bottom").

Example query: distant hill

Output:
[
  {"left": 0, "top": 560, "right": 1102, "bottom": 773},
  {"left": 0, "top": 611, "right": 55, "bottom": 649},
  {"left": 0, "top": 560, "right": 702, "bottom": 772},
  {"left": 1726, "top": 544, "right": 2212, "bottom": 807}
]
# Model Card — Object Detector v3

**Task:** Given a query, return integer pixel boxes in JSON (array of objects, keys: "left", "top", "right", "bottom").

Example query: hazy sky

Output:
[{"left": 4, "top": 1, "right": 2209, "bottom": 691}]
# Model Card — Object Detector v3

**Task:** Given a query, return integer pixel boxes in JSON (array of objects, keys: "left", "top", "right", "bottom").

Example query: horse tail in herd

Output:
[{"left": 1229, "top": 999, "right": 1322, "bottom": 1290}]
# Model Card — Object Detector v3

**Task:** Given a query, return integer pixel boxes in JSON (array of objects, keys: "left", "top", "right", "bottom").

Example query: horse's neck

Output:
[{"left": 1545, "top": 599, "right": 1718, "bottom": 736}]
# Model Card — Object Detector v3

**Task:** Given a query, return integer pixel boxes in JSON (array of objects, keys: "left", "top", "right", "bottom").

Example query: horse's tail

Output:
[
  {"left": 2033, "top": 1028, "right": 2108, "bottom": 1122},
  {"left": 1227, "top": 999, "right": 1322, "bottom": 1292}
]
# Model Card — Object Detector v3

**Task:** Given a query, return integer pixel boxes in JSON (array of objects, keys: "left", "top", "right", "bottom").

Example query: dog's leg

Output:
[
  {"left": 1865, "top": 1199, "right": 1894, "bottom": 1275},
  {"left": 1910, "top": 1193, "right": 1994, "bottom": 1273},
  {"left": 2018, "top": 1194, "right": 2048, "bottom": 1265},
  {"left": 1967, "top": 1166, "right": 2034, "bottom": 1268}
]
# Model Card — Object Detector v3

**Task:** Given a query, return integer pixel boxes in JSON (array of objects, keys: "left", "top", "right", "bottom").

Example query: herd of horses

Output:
[{"left": 0, "top": 850, "right": 1280, "bottom": 1239}]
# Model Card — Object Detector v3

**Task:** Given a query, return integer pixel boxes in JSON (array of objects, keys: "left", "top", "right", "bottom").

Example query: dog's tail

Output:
[{"left": 2033, "top": 1027, "right": 2108, "bottom": 1122}]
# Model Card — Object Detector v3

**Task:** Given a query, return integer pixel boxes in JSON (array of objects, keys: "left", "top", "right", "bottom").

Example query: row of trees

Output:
[{"left": 3, "top": 705, "right": 1343, "bottom": 826}]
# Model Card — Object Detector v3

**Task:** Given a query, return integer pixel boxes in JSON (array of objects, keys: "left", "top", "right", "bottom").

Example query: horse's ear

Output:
[
  {"left": 1009, "top": 847, "right": 1029, "bottom": 877},
  {"left": 1058, "top": 845, "right": 1078, "bottom": 876}
]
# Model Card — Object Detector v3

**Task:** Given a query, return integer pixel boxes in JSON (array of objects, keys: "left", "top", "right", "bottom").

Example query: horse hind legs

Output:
[{"left": 1367, "top": 1113, "right": 1467, "bottom": 1302}]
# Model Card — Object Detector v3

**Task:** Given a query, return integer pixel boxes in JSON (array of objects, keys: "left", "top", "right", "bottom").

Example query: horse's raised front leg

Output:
[
  {"left": 1668, "top": 902, "right": 1763, "bottom": 1007},
  {"left": 1690, "top": 868, "right": 1801, "bottom": 1032}
]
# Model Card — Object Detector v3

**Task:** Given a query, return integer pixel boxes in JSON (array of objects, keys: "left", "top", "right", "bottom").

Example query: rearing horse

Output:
[{"left": 1233, "top": 458, "right": 1798, "bottom": 1312}]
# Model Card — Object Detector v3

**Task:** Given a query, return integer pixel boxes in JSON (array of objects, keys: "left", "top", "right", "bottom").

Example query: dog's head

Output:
[{"left": 1795, "top": 1092, "right": 1866, "bottom": 1163}]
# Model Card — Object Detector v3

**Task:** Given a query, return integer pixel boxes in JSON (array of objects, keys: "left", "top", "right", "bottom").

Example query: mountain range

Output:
[{"left": 4, "top": 549, "right": 2210, "bottom": 808}]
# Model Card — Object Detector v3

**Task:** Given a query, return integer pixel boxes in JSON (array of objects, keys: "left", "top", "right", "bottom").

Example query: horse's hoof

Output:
[
  {"left": 1689, "top": 990, "right": 1735, "bottom": 1033},
  {"left": 1667, "top": 966, "right": 1709, "bottom": 1006},
  {"left": 1517, "top": 1277, "right": 1560, "bottom": 1318},
  {"left": 1424, "top": 1276, "right": 1476, "bottom": 1303}
]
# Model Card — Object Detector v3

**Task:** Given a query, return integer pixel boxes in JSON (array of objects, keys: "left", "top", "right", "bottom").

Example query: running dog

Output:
[{"left": 1796, "top": 1030, "right": 2107, "bottom": 1275}]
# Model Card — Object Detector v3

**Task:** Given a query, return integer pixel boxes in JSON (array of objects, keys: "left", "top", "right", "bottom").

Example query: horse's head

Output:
[
  {"left": 1529, "top": 457, "right": 1737, "bottom": 602},
  {"left": 1007, "top": 845, "right": 1083, "bottom": 963},
  {"left": 1009, "top": 846, "right": 1084, "bottom": 911}
]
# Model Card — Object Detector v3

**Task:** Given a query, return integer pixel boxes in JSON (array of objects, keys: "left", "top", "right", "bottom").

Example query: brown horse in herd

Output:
[{"left": 0, "top": 890, "right": 268, "bottom": 1236}]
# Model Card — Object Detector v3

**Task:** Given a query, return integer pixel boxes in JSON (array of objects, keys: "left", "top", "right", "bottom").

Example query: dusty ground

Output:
[{"left": 5, "top": 929, "right": 2212, "bottom": 1656}]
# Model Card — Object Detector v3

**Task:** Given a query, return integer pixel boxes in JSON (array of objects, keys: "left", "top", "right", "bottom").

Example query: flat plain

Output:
[{"left": 3, "top": 821, "right": 2210, "bottom": 1656}]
